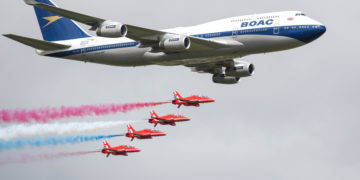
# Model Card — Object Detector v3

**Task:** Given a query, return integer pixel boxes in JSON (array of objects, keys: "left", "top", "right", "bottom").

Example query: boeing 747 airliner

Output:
[{"left": 4, "top": 0, "right": 326, "bottom": 84}]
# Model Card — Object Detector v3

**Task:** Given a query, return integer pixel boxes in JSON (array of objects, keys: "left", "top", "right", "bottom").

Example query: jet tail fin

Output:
[
  {"left": 3, "top": 34, "right": 71, "bottom": 51},
  {"left": 103, "top": 140, "right": 111, "bottom": 149},
  {"left": 127, "top": 124, "right": 135, "bottom": 134},
  {"left": 150, "top": 110, "right": 159, "bottom": 118},
  {"left": 173, "top": 91, "right": 183, "bottom": 100},
  {"left": 26, "top": 0, "right": 91, "bottom": 41}
]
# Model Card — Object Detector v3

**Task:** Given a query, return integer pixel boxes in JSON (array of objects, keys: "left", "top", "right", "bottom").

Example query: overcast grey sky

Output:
[{"left": 0, "top": 0, "right": 359, "bottom": 179}]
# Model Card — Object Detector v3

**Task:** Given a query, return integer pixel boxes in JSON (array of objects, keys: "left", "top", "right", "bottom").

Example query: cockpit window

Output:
[{"left": 295, "top": 13, "right": 306, "bottom": 16}]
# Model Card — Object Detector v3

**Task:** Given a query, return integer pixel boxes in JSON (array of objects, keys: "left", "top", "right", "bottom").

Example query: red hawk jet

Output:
[
  {"left": 172, "top": 91, "right": 215, "bottom": 108},
  {"left": 148, "top": 110, "right": 190, "bottom": 127},
  {"left": 125, "top": 124, "right": 166, "bottom": 141},
  {"left": 101, "top": 140, "right": 140, "bottom": 157}
]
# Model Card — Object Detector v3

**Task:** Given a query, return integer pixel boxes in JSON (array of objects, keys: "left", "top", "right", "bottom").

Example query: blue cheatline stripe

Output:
[
  {"left": 46, "top": 25, "right": 325, "bottom": 58},
  {"left": 192, "top": 24, "right": 326, "bottom": 43},
  {"left": 46, "top": 41, "right": 140, "bottom": 57}
]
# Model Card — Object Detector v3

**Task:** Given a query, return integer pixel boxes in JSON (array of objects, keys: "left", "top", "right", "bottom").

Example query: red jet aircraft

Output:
[
  {"left": 172, "top": 91, "right": 215, "bottom": 108},
  {"left": 126, "top": 124, "right": 166, "bottom": 141},
  {"left": 101, "top": 140, "right": 140, "bottom": 157},
  {"left": 148, "top": 110, "right": 190, "bottom": 127}
]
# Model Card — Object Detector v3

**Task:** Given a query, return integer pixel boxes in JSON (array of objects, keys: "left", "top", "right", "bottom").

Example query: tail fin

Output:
[
  {"left": 173, "top": 91, "right": 182, "bottom": 100},
  {"left": 127, "top": 124, "right": 135, "bottom": 134},
  {"left": 103, "top": 140, "right": 111, "bottom": 149},
  {"left": 150, "top": 110, "right": 159, "bottom": 118},
  {"left": 32, "top": 0, "right": 90, "bottom": 41}
]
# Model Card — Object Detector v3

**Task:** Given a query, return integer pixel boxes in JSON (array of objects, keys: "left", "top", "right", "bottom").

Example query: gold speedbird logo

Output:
[{"left": 42, "top": 16, "right": 62, "bottom": 28}]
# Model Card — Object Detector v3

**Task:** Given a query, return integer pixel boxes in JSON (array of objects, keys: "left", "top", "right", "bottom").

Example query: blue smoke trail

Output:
[{"left": 0, "top": 134, "right": 123, "bottom": 151}]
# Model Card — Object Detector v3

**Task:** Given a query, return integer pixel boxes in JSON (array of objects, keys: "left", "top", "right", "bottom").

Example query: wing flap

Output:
[{"left": 3, "top": 34, "right": 71, "bottom": 51}]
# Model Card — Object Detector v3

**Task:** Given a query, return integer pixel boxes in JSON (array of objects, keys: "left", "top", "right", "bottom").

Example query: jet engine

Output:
[
  {"left": 96, "top": 21, "right": 128, "bottom": 38},
  {"left": 212, "top": 74, "right": 240, "bottom": 84},
  {"left": 159, "top": 36, "right": 191, "bottom": 52},
  {"left": 225, "top": 62, "right": 255, "bottom": 77}
]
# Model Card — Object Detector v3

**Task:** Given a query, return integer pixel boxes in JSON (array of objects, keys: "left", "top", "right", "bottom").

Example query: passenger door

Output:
[{"left": 273, "top": 23, "right": 280, "bottom": 35}]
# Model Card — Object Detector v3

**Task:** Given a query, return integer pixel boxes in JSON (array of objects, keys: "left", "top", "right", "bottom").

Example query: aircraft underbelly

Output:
[
  {"left": 238, "top": 35, "right": 304, "bottom": 53},
  {"left": 70, "top": 46, "right": 153, "bottom": 66}
]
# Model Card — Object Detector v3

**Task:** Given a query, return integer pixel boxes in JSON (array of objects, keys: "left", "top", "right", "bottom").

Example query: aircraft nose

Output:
[
  {"left": 300, "top": 25, "right": 326, "bottom": 43},
  {"left": 315, "top": 25, "right": 326, "bottom": 38}
]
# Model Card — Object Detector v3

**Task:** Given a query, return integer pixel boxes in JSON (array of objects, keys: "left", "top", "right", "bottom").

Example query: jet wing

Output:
[
  {"left": 179, "top": 99, "right": 200, "bottom": 103},
  {"left": 134, "top": 133, "right": 151, "bottom": 138},
  {"left": 24, "top": 0, "right": 231, "bottom": 51},
  {"left": 156, "top": 118, "right": 174, "bottom": 123},
  {"left": 24, "top": 0, "right": 104, "bottom": 30},
  {"left": 106, "top": 148, "right": 125, "bottom": 153}
]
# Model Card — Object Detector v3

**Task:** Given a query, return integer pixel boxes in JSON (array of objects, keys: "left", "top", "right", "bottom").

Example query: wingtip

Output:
[{"left": 24, "top": 0, "right": 37, "bottom": 5}]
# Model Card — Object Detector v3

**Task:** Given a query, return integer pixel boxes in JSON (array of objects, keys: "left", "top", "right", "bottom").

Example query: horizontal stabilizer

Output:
[{"left": 3, "top": 34, "right": 71, "bottom": 51}]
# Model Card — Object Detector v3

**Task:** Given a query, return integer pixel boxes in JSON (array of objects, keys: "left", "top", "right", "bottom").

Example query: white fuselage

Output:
[{"left": 38, "top": 11, "right": 326, "bottom": 67}]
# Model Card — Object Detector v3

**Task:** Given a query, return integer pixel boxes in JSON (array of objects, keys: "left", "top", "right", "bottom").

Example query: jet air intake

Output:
[
  {"left": 225, "top": 62, "right": 255, "bottom": 77},
  {"left": 96, "top": 21, "right": 128, "bottom": 38},
  {"left": 159, "top": 35, "right": 191, "bottom": 52}
]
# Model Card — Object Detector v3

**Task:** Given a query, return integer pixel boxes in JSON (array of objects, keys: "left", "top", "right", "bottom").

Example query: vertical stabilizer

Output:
[
  {"left": 150, "top": 110, "right": 159, "bottom": 118},
  {"left": 173, "top": 91, "right": 182, "bottom": 100},
  {"left": 103, "top": 140, "right": 111, "bottom": 149},
  {"left": 32, "top": 0, "right": 91, "bottom": 41},
  {"left": 127, "top": 124, "right": 135, "bottom": 134}
]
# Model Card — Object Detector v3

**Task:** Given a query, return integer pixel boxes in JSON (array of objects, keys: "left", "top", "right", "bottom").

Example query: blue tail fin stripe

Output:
[{"left": 33, "top": 0, "right": 91, "bottom": 41}]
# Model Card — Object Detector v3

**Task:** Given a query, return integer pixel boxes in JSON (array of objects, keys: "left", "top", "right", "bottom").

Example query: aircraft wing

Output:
[
  {"left": 179, "top": 99, "right": 199, "bottom": 103},
  {"left": 24, "top": 0, "right": 105, "bottom": 30},
  {"left": 24, "top": 0, "right": 231, "bottom": 51},
  {"left": 134, "top": 133, "right": 151, "bottom": 138},
  {"left": 106, "top": 148, "right": 125, "bottom": 153},
  {"left": 156, "top": 118, "right": 174, "bottom": 123}
]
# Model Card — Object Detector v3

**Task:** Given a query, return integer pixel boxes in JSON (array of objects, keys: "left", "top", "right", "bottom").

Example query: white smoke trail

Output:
[{"left": 0, "top": 120, "right": 133, "bottom": 141}]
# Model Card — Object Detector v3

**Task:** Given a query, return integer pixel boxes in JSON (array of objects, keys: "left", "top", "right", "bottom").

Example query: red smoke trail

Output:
[
  {"left": 0, "top": 102, "right": 168, "bottom": 123},
  {"left": 0, "top": 150, "right": 100, "bottom": 166}
]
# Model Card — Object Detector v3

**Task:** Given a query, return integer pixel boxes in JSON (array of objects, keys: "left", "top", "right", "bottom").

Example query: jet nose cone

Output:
[
  {"left": 301, "top": 25, "right": 326, "bottom": 43},
  {"left": 318, "top": 25, "right": 326, "bottom": 36}
]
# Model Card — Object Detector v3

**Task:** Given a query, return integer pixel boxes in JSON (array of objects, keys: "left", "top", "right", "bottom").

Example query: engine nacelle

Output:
[
  {"left": 96, "top": 21, "right": 127, "bottom": 38},
  {"left": 225, "top": 62, "right": 255, "bottom": 77},
  {"left": 159, "top": 36, "right": 191, "bottom": 52},
  {"left": 212, "top": 74, "right": 240, "bottom": 84}
]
